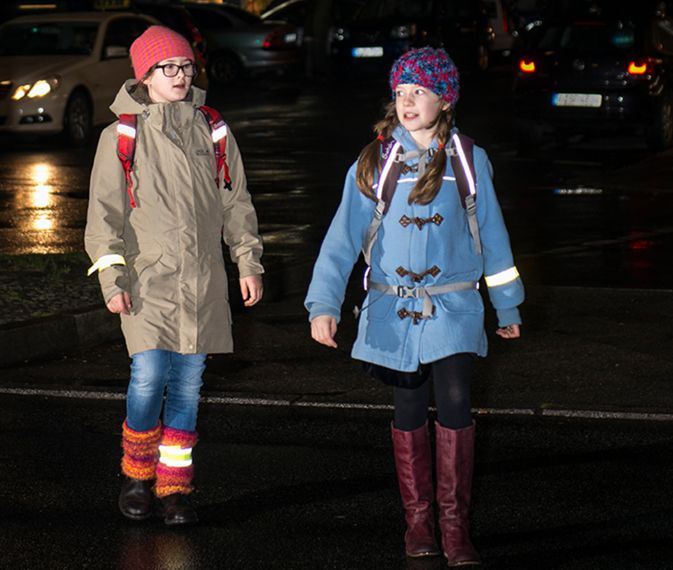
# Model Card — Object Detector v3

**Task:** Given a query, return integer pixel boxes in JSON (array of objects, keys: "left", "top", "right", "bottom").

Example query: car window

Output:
[
  {"left": 104, "top": 17, "right": 151, "bottom": 49},
  {"left": 0, "top": 21, "right": 98, "bottom": 55},
  {"left": 355, "top": 0, "right": 477, "bottom": 21},
  {"left": 187, "top": 7, "right": 233, "bottom": 31},
  {"left": 536, "top": 21, "right": 640, "bottom": 53},
  {"left": 264, "top": 2, "right": 308, "bottom": 24},
  {"left": 138, "top": 6, "right": 192, "bottom": 39},
  {"left": 221, "top": 6, "right": 262, "bottom": 25}
]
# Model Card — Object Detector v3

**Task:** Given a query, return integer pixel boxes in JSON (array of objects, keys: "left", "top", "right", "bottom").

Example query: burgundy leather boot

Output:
[
  {"left": 391, "top": 421, "right": 440, "bottom": 558},
  {"left": 435, "top": 421, "right": 481, "bottom": 567}
]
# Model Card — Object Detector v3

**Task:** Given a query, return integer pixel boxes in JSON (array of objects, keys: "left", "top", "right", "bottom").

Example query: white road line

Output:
[{"left": 1, "top": 387, "right": 673, "bottom": 422}]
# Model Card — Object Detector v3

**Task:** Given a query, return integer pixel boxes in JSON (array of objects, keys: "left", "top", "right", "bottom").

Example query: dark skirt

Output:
[{"left": 362, "top": 361, "right": 432, "bottom": 390}]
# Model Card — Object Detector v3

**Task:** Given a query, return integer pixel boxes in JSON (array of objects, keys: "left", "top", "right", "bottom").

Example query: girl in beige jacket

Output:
[{"left": 85, "top": 26, "right": 263, "bottom": 526}]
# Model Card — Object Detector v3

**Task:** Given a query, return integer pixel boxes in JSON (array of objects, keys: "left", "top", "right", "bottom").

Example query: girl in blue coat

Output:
[{"left": 305, "top": 47, "right": 524, "bottom": 565}]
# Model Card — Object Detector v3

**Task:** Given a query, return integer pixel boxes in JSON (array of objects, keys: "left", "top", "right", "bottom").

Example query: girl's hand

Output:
[
  {"left": 311, "top": 315, "right": 338, "bottom": 348},
  {"left": 240, "top": 274, "right": 263, "bottom": 307},
  {"left": 106, "top": 291, "right": 132, "bottom": 315},
  {"left": 496, "top": 324, "right": 520, "bottom": 339}
]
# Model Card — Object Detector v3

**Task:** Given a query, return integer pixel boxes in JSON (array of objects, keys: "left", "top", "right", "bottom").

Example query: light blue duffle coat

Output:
[{"left": 305, "top": 126, "right": 524, "bottom": 372}]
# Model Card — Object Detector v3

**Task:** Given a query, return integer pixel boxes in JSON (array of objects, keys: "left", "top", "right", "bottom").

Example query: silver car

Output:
[
  {"left": 0, "top": 11, "right": 156, "bottom": 144},
  {"left": 183, "top": 2, "right": 300, "bottom": 84}
]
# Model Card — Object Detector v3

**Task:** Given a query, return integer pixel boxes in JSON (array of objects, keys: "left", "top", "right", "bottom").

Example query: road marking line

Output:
[{"left": 1, "top": 387, "right": 673, "bottom": 422}]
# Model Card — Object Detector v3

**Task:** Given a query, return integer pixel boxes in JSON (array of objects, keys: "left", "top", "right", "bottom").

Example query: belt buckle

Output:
[{"left": 397, "top": 285, "right": 417, "bottom": 299}]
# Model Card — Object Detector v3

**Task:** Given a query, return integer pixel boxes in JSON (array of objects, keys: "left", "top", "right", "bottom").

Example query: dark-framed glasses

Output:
[{"left": 155, "top": 63, "right": 198, "bottom": 78}]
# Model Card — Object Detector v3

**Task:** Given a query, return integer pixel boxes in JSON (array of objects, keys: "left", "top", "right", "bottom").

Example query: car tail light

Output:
[
  {"left": 519, "top": 59, "right": 536, "bottom": 73},
  {"left": 627, "top": 60, "right": 648, "bottom": 75},
  {"left": 263, "top": 29, "right": 296, "bottom": 49}
]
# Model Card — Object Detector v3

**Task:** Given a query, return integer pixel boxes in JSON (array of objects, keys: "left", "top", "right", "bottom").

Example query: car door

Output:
[{"left": 92, "top": 16, "right": 152, "bottom": 124}]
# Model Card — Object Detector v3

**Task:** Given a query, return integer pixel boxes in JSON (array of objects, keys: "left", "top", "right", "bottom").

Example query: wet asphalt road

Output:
[
  {"left": 1, "top": 63, "right": 673, "bottom": 288},
  {"left": 3, "top": 393, "right": 673, "bottom": 570},
  {"left": 3, "top": 63, "right": 673, "bottom": 569}
]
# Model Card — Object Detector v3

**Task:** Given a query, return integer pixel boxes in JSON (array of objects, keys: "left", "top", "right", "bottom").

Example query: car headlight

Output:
[{"left": 11, "top": 77, "right": 60, "bottom": 101}]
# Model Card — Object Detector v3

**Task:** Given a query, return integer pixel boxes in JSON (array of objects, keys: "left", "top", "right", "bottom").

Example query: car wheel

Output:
[
  {"left": 645, "top": 91, "right": 673, "bottom": 150},
  {"left": 63, "top": 90, "right": 92, "bottom": 146},
  {"left": 209, "top": 52, "right": 243, "bottom": 85}
]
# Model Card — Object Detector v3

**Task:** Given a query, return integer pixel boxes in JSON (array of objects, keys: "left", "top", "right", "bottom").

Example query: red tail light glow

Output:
[
  {"left": 263, "top": 30, "right": 283, "bottom": 49},
  {"left": 519, "top": 59, "right": 536, "bottom": 73},
  {"left": 627, "top": 61, "right": 647, "bottom": 75}
]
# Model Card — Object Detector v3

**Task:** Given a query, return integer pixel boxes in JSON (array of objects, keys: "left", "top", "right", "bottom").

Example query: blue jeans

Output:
[{"left": 126, "top": 349, "right": 206, "bottom": 432}]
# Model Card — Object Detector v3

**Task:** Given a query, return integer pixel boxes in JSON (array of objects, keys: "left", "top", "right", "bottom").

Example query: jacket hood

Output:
[{"left": 109, "top": 79, "right": 207, "bottom": 117}]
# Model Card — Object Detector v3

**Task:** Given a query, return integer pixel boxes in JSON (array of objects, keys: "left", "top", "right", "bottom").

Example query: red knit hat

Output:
[{"left": 130, "top": 26, "right": 194, "bottom": 80}]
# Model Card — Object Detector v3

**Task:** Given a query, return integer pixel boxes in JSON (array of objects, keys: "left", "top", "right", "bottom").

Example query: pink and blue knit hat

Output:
[{"left": 389, "top": 47, "right": 460, "bottom": 106}]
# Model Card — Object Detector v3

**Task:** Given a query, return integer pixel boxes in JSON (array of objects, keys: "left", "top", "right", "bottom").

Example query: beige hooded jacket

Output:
[{"left": 85, "top": 81, "right": 263, "bottom": 356}]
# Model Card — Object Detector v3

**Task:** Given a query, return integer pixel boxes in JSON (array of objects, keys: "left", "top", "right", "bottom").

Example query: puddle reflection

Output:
[{"left": 118, "top": 528, "right": 199, "bottom": 570}]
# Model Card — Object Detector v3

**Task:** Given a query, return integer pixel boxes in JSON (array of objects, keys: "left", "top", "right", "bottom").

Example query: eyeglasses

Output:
[{"left": 155, "top": 63, "right": 198, "bottom": 78}]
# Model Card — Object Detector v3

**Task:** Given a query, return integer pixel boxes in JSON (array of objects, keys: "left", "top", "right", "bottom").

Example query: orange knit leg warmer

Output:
[{"left": 121, "top": 420, "right": 162, "bottom": 480}]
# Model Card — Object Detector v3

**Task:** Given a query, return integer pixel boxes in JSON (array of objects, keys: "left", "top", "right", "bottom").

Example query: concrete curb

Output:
[
  {"left": 0, "top": 259, "right": 316, "bottom": 367},
  {"left": 0, "top": 306, "right": 120, "bottom": 366}
]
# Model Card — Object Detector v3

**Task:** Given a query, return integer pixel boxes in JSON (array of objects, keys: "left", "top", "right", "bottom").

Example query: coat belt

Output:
[{"left": 368, "top": 280, "right": 477, "bottom": 320}]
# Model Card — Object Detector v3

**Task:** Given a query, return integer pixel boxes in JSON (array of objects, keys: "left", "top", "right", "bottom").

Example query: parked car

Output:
[
  {"left": 260, "top": 0, "right": 365, "bottom": 53},
  {"left": 513, "top": 8, "right": 673, "bottom": 149},
  {"left": 330, "top": 0, "right": 494, "bottom": 73},
  {"left": 0, "top": 11, "right": 156, "bottom": 144},
  {"left": 182, "top": 2, "right": 300, "bottom": 84}
]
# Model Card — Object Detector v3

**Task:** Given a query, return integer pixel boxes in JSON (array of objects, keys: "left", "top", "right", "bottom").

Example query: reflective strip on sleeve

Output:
[
  {"left": 159, "top": 445, "right": 193, "bottom": 468},
  {"left": 117, "top": 123, "right": 136, "bottom": 138},
  {"left": 485, "top": 266, "right": 520, "bottom": 287},
  {"left": 211, "top": 124, "right": 227, "bottom": 143},
  {"left": 86, "top": 254, "right": 126, "bottom": 276}
]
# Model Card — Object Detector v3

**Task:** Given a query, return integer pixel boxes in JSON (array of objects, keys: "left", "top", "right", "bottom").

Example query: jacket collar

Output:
[{"left": 109, "top": 80, "right": 207, "bottom": 129}]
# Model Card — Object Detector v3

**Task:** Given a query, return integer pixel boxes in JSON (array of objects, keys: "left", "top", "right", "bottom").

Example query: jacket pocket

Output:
[
  {"left": 128, "top": 248, "right": 163, "bottom": 295},
  {"left": 434, "top": 289, "right": 483, "bottom": 314}
]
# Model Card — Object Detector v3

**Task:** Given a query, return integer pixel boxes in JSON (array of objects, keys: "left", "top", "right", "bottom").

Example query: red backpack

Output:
[{"left": 116, "top": 105, "right": 233, "bottom": 208}]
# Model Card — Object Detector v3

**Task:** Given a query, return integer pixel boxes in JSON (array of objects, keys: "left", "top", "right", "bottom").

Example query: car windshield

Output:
[
  {"left": 0, "top": 21, "right": 98, "bottom": 56},
  {"left": 535, "top": 21, "right": 639, "bottom": 53}
]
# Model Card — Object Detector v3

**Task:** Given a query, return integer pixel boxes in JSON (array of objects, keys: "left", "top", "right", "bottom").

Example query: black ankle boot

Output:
[
  {"left": 160, "top": 493, "right": 198, "bottom": 526},
  {"left": 118, "top": 477, "right": 154, "bottom": 520}
]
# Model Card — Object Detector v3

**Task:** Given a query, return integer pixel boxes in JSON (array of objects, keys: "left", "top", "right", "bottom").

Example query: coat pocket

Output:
[
  {"left": 434, "top": 288, "right": 483, "bottom": 314},
  {"left": 127, "top": 248, "right": 163, "bottom": 297}
]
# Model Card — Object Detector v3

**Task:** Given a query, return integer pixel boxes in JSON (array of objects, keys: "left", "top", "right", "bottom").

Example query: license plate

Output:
[
  {"left": 352, "top": 46, "right": 384, "bottom": 58},
  {"left": 552, "top": 93, "right": 602, "bottom": 108}
]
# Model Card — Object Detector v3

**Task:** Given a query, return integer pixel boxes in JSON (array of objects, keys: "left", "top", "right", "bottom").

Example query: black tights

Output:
[{"left": 393, "top": 353, "right": 474, "bottom": 431}]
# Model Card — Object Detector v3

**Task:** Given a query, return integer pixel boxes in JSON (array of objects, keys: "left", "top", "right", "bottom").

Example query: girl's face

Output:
[
  {"left": 142, "top": 57, "right": 195, "bottom": 103},
  {"left": 394, "top": 83, "right": 450, "bottom": 148}
]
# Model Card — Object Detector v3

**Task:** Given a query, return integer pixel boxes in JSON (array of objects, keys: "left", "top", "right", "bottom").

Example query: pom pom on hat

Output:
[
  {"left": 389, "top": 47, "right": 460, "bottom": 106},
  {"left": 130, "top": 26, "right": 194, "bottom": 80}
]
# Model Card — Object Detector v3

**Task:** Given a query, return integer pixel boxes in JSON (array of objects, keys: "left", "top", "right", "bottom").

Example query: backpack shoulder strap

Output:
[
  {"left": 117, "top": 113, "right": 138, "bottom": 208},
  {"left": 449, "top": 132, "right": 482, "bottom": 255},
  {"left": 379, "top": 137, "right": 404, "bottom": 214},
  {"left": 449, "top": 132, "right": 476, "bottom": 208},
  {"left": 361, "top": 137, "right": 403, "bottom": 272},
  {"left": 198, "top": 105, "right": 232, "bottom": 191}
]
